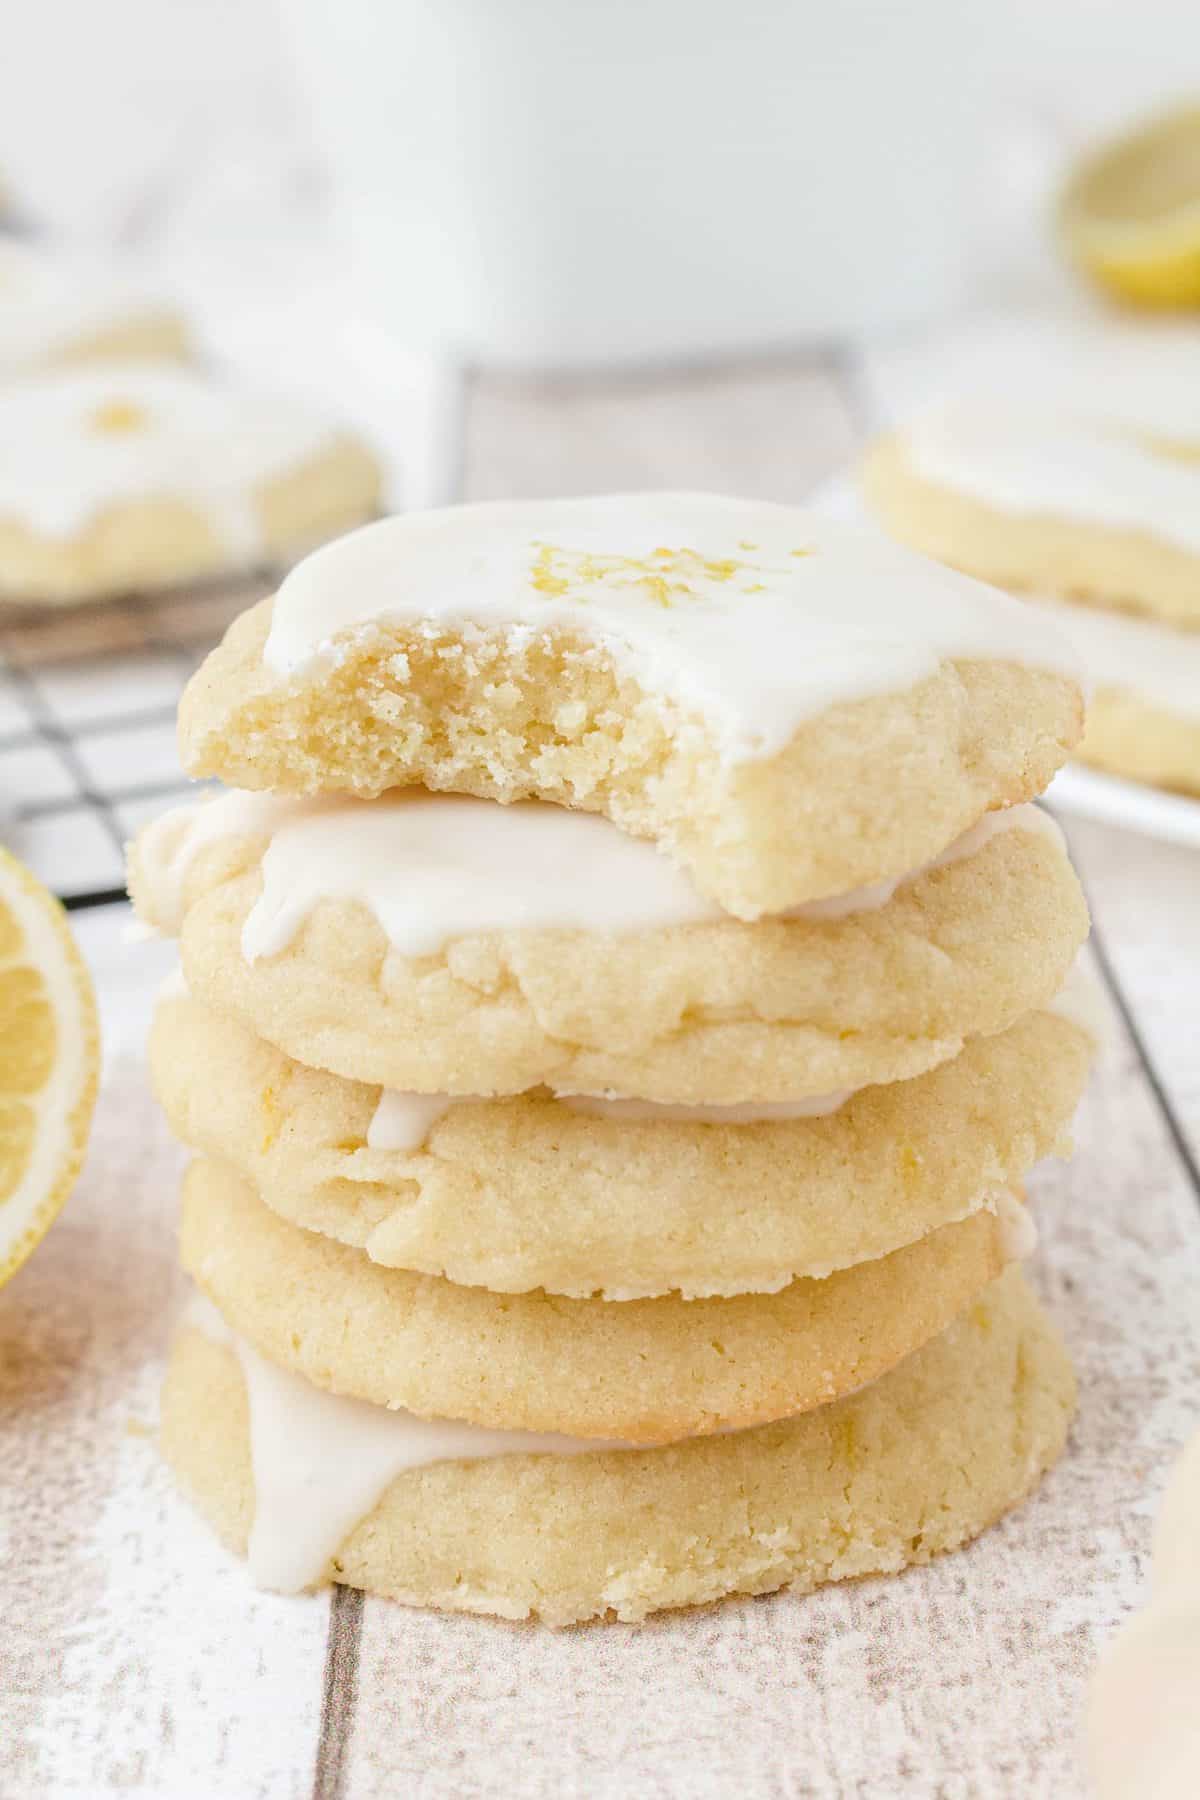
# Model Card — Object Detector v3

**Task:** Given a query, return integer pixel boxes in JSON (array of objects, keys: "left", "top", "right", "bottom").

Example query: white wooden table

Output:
[{"left": 3, "top": 350, "right": 1199, "bottom": 1799}]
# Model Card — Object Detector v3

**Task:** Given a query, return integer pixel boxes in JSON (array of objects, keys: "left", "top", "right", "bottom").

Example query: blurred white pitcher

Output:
[{"left": 283, "top": 0, "right": 983, "bottom": 366}]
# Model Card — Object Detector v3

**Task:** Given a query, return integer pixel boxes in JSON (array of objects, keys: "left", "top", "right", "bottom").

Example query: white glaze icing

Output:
[
  {"left": 883, "top": 311, "right": 1200, "bottom": 449},
  {"left": 0, "top": 362, "right": 347, "bottom": 549},
  {"left": 367, "top": 1091, "right": 461, "bottom": 1151},
  {"left": 792, "top": 801, "right": 1062, "bottom": 921},
  {"left": 988, "top": 1190, "right": 1039, "bottom": 1264},
  {"left": 366, "top": 1084, "right": 856, "bottom": 1151},
  {"left": 182, "top": 1293, "right": 628, "bottom": 1594},
  {"left": 906, "top": 398, "right": 1200, "bottom": 556},
  {"left": 1088, "top": 1427, "right": 1200, "bottom": 1800},
  {"left": 556, "top": 1090, "right": 854, "bottom": 1124},
  {"left": 133, "top": 789, "right": 297, "bottom": 934},
  {"left": 0, "top": 239, "right": 178, "bottom": 372},
  {"left": 260, "top": 494, "right": 1078, "bottom": 762},
  {"left": 1047, "top": 959, "right": 1110, "bottom": 1050},
  {"left": 138, "top": 787, "right": 1056, "bottom": 964},
  {"left": 156, "top": 965, "right": 190, "bottom": 1005},
  {"left": 241, "top": 793, "right": 718, "bottom": 960},
  {"left": 1032, "top": 595, "right": 1200, "bottom": 723},
  {"left": 181, "top": 1179, "right": 1038, "bottom": 1594}
]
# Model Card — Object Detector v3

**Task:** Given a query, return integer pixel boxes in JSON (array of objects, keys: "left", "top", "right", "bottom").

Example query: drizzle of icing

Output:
[
  {"left": 905, "top": 399, "right": 1200, "bottom": 555},
  {"left": 241, "top": 793, "right": 718, "bottom": 960},
  {"left": 136, "top": 787, "right": 1057, "bottom": 963},
  {"left": 0, "top": 363, "right": 347, "bottom": 549},
  {"left": 260, "top": 494, "right": 1078, "bottom": 762},
  {"left": 156, "top": 965, "right": 190, "bottom": 1005},
  {"left": 366, "top": 1084, "right": 857, "bottom": 1151},
  {"left": 792, "top": 800, "right": 1063, "bottom": 921},
  {"left": 556, "top": 1090, "right": 854, "bottom": 1125},
  {"left": 134, "top": 789, "right": 298, "bottom": 934},
  {"left": 182, "top": 1293, "right": 628, "bottom": 1594},
  {"left": 1047, "top": 959, "right": 1111, "bottom": 1050},
  {"left": 367, "top": 1092, "right": 461, "bottom": 1151},
  {"left": 988, "top": 1190, "right": 1039, "bottom": 1264},
  {"left": 1032, "top": 595, "right": 1200, "bottom": 723}
]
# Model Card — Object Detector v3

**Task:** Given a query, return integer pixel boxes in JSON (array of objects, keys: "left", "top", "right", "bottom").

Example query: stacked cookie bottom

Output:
[{"left": 133, "top": 775, "right": 1092, "bottom": 1626}]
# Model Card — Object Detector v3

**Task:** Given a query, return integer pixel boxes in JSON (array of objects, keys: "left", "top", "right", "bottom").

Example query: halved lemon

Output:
[
  {"left": 1060, "top": 103, "right": 1200, "bottom": 306},
  {"left": 0, "top": 847, "right": 99, "bottom": 1286}
]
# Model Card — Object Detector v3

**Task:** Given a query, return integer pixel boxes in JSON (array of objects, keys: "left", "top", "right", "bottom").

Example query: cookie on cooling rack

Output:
[{"left": 0, "top": 363, "right": 381, "bottom": 605}]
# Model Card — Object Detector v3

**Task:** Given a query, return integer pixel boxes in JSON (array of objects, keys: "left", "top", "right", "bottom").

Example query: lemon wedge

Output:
[
  {"left": 1061, "top": 103, "right": 1200, "bottom": 306},
  {"left": 0, "top": 847, "right": 99, "bottom": 1286}
]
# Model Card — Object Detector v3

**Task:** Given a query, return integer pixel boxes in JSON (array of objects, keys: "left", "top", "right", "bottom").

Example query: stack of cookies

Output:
[
  {"left": 130, "top": 493, "right": 1095, "bottom": 1626},
  {"left": 863, "top": 377, "right": 1200, "bottom": 799}
]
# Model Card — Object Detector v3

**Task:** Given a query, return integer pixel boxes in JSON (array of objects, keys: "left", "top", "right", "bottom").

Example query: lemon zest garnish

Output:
[
  {"left": 530, "top": 543, "right": 571, "bottom": 596},
  {"left": 527, "top": 540, "right": 804, "bottom": 608}
]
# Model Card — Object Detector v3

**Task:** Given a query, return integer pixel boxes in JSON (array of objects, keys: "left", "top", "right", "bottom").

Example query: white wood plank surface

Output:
[
  {"left": 0, "top": 921, "right": 335, "bottom": 1800},
  {"left": 461, "top": 352, "right": 857, "bottom": 503},
  {"left": 1, "top": 351, "right": 1197, "bottom": 1799}
]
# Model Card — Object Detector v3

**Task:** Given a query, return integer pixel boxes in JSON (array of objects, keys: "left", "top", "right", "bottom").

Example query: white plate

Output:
[
  {"left": 1046, "top": 764, "right": 1200, "bottom": 849},
  {"left": 806, "top": 472, "right": 1200, "bottom": 852}
]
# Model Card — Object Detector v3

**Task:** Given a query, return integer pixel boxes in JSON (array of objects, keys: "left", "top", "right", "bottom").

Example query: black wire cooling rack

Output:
[{"left": 0, "top": 577, "right": 269, "bottom": 908}]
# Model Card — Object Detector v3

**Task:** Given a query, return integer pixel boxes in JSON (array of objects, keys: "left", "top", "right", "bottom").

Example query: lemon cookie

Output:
[
  {"left": 153, "top": 992, "right": 1089, "bottom": 1299},
  {"left": 128, "top": 790, "right": 1087, "bottom": 1103},
  {"left": 160, "top": 1266, "right": 1074, "bottom": 1624},
  {"left": 0, "top": 364, "right": 381, "bottom": 604},
  {"left": 1029, "top": 597, "right": 1200, "bottom": 795},
  {"left": 180, "top": 1158, "right": 1023, "bottom": 1443},
  {"left": 0, "top": 239, "right": 189, "bottom": 374},
  {"left": 175, "top": 494, "right": 1082, "bottom": 918},
  {"left": 1077, "top": 691, "right": 1200, "bottom": 796},
  {"left": 864, "top": 418, "right": 1200, "bottom": 631},
  {"left": 865, "top": 423, "right": 1200, "bottom": 790}
]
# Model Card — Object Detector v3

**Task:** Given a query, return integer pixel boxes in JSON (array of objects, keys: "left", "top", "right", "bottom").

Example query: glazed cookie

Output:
[
  {"left": 0, "top": 364, "right": 381, "bottom": 604},
  {"left": 128, "top": 791, "right": 1088, "bottom": 1103},
  {"left": 1075, "top": 689, "right": 1200, "bottom": 795},
  {"left": 152, "top": 991, "right": 1090, "bottom": 1298},
  {"left": 160, "top": 1267, "right": 1075, "bottom": 1624},
  {"left": 1031, "top": 597, "right": 1200, "bottom": 796},
  {"left": 175, "top": 494, "right": 1082, "bottom": 918},
  {"left": 0, "top": 239, "right": 189, "bottom": 374},
  {"left": 179, "top": 1158, "right": 1021, "bottom": 1443},
  {"left": 863, "top": 417, "right": 1200, "bottom": 631}
]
